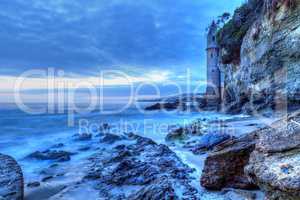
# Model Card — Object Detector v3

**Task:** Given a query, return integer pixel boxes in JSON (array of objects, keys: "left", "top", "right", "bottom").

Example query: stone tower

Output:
[{"left": 206, "top": 21, "right": 221, "bottom": 98}]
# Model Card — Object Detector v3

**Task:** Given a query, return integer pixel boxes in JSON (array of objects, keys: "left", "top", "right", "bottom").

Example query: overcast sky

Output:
[
  {"left": 0, "top": 0, "right": 243, "bottom": 75},
  {"left": 0, "top": 0, "right": 243, "bottom": 103}
]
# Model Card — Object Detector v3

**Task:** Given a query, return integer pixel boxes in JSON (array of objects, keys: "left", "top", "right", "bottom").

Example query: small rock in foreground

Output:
[{"left": 0, "top": 154, "right": 24, "bottom": 200}]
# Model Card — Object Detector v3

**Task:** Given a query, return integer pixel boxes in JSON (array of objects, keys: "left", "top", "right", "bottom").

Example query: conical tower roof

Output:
[{"left": 207, "top": 20, "right": 219, "bottom": 49}]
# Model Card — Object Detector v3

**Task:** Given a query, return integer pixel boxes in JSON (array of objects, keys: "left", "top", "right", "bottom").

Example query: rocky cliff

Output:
[
  {"left": 200, "top": 1, "right": 300, "bottom": 198},
  {"left": 218, "top": 0, "right": 300, "bottom": 114}
]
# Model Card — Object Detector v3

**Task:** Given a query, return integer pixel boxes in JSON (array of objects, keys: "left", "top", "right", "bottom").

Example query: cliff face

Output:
[{"left": 219, "top": 0, "right": 300, "bottom": 114}]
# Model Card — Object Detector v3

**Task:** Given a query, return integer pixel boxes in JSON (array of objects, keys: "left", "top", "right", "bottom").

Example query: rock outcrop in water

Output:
[
  {"left": 82, "top": 133, "right": 199, "bottom": 199},
  {"left": 41, "top": 132, "right": 200, "bottom": 199},
  {"left": 245, "top": 112, "right": 300, "bottom": 200},
  {"left": 0, "top": 154, "right": 24, "bottom": 200},
  {"left": 219, "top": 0, "right": 300, "bottom": 113},
  {"left": 27, "top": 150, "right": 74, "bottom": 162}
]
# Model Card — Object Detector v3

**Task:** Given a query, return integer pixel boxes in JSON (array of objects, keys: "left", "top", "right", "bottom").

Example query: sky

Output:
[{"left": 0, "top": 0, "right": 243, "bottom": 102}]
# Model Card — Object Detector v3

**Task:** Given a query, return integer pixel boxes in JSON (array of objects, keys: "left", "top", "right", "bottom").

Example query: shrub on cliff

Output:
[
  {"left": 217, "top": 0, "right": 264, "bottom": 64},
  {"left": 217, "top": 0, "right": 297, "bottom": 65}
]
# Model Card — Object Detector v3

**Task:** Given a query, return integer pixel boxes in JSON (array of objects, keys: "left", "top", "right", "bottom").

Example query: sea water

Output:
[{"left": 0, "top": 102, "right": 246, "bottom": 188}]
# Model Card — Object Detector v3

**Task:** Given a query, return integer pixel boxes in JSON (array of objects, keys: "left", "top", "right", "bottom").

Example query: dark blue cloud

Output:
[{"left": 0, "top": 0, "right": 243, "bottom": 78}]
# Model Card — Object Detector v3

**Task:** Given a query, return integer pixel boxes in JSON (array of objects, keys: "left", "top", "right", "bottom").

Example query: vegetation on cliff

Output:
[
  {"left": 217, "top": 0, "right": 297, "bottom": 65},
  {"left": 220, "top": 0, "right": 300, "bottom": 113},
  {"left": 216, "top": 0, "right": 264, "bottom": 64}
]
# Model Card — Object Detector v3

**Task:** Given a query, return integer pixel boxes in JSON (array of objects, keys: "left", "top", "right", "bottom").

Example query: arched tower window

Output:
[
  {"left": 212, "top": 36, "right": 215, "bottom": 42},
  {"left": 211, "top": 53, "right": 213, "bottom": 58}
]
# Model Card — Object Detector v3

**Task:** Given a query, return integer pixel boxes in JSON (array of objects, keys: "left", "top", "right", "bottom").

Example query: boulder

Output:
[
  {"left": 78, "top": 146, "right": 90, "bottom": 151},
  {"left": 145, "top": 102, "right": 180, "bottom": 111},
  {"left": 166, "top": 121, "right": 204, "bottom": 143},
  {"left": 0, "top": 154, "right": 24, "bottom": 200},
  {"left": 128, "top": 178, "right": 178, "bottom": 200},
  {"left": 27, "top": 182, "right": 40, "bottom": 188},
  {"left": 73, "top": 133, "right": 92, "bottom": 141},
  {"left": 245, "top": 112, "right": 300, "bottom": 200},
  {"left": 165, "top": 127, "right": 188, "bottom": 142},
  {"left": 51, "top": 143, "right": 64, "bottom": 148},
  {"left": 192, "top": 133, "right": 231, "bottom": 154},
  {"left": 100, "top": 133, "right": 122, "bottom": 144},
  {"left": 84, "top": 133, "right": 199, "bottom": 199},
  {"left": 200, "top": 132, "right": 258, "bottom": 190},
  {"left": 28, "top": 150, "right": 73, "bottom": 162},
  {"left": 145, "top": 103, "right": 162, "bottom": 111}
]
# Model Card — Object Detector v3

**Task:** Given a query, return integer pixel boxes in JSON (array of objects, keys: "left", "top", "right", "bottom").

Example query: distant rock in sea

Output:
[{"left": 144, "top": 93, "right": 219, "bottom": 111}]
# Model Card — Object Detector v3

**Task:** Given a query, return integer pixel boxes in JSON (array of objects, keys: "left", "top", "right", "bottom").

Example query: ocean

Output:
[{"left": 0, "top": 102, "right": 245, "bottom": 185}]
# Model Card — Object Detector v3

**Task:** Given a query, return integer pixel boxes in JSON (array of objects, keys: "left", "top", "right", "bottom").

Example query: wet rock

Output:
[
  {"left": 128, "top": 177, "right": 178, "bottom": 200},
  {"left": 0, "top": 154, "right": 24, "bottom": 200},
  {"left": 73, "top": 133, "right": 92, "bottom": 141},
  {"left": 84, "top": 171, "right": 101, "bottom": 180},
  {"left": 109, "top": 159, "right": 158, "bottom": 185},
  {"left": 201, "top": 132, "right": 258, "bottom": 190},
  {"left": 165, "top": 123, "right": 205, "bottom": 142},
  {"left": 39, "top": 163, "right": 67, "bottom": 178},
  {"left": 166, "top": 127, "right": 187, "bottom": 141},
  {"left": 27, "top": 182, "right": 40, "bottom": 188},
  {"left": 49, "top": 163, "right": 59, "bottom": 168},
  {"left": 223, "top": 189, "right": 258, "bottom": 200},
  {"left": 51, "top": 143, "right": 64, "bottom": 148},
  {"left": 192, "top": 133, "right": 232, "bottom": 154},
  {"left": 25, "top": 184, "right": 67, "bottom": 200},
  {"left": 41, "top": 176, "right": 54, "bottom": 182},
  {"left": 145, "top": 103, "right": 162, "bottom": 110},
  {"left": 247, "top": 123, "right": 259, "bottom": 127},
  {"left": 84, "top": 133, "right": 199, "bottom": 199},
  {"left": 28, "top": 150, "right": 72, "bottom": 162},
  {"left": 78, "top": 146, "right": 90, "bottom": 151},
  {"left": 99, "top": 123, "right": 111, "bottom": 133},
  {"left": 109, "top": 149, "right": 133, "bottom": 164},
  {"left": 245, "top": 113, "right": 300, "bottom": 200},
  {"left": 100, "top": 133, "right": 122, "bottom": 144},
  {"left": 145, "top": 102, "right": 179, "bottom": 111}
]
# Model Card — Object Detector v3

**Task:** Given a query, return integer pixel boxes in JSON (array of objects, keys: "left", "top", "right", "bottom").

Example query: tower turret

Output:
[{"left": 206, "top": 21, "right": 221, "bottom": 98}]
